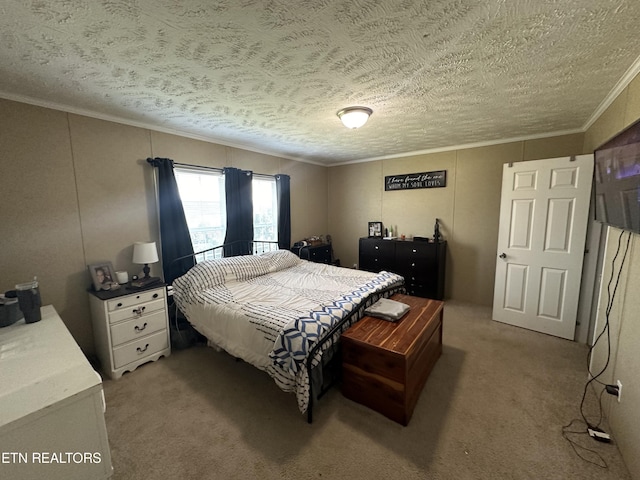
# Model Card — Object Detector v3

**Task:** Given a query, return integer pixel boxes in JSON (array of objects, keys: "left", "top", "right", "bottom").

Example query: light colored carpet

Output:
[{"left": 102, "top": 301, "right": 631, "bottom": 479}]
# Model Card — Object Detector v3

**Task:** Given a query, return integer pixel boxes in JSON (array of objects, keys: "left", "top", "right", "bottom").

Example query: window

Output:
[
  {"left": 253, "top": 176, "right": 278, "bottom": 242},
  {"left": 174, "top": 167, "right": 278, "bottom": 259},
  {"left": 175, "top": 168, "right": 226, "bottom": 259}
]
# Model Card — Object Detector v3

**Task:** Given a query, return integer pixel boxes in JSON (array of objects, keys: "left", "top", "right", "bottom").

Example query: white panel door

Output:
[{"left": 492, "top": 155, "right": 594, "bottom": 339}]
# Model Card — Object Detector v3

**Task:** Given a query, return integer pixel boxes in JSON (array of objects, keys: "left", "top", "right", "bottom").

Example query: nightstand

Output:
[
  {"left": 291, "top": 243, "right": 332, "bottom": 264},
  {"left": 88, "top": 284, "right": 171, "bottom": 379}
]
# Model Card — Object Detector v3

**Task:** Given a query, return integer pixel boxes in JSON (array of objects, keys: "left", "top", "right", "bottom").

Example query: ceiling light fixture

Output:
[{"left": 337, "top": 106, "right": 373, "bottom": 129}]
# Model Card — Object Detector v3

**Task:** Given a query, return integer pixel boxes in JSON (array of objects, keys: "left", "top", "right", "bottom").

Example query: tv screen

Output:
[{"left": 593, "top": 119, "right": 640, "bottom": 234}]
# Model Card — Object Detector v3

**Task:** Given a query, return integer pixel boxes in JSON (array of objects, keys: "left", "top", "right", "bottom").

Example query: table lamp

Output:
[{"left": 132, "top": 241, "right": 160, "bottom": 287}]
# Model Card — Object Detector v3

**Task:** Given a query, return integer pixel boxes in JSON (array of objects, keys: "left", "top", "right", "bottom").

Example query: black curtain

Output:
[
  {"left": 147, "top": 157, "right": 195, "bottom": 283},
  {"left": 276, "top": 174, "right": 291, "bottom": 250},
  {"left": 223, "top": 167, "right": 254, "bottom": 256}
]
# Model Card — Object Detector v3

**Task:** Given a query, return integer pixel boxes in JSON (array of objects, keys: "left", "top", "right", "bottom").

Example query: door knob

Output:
[{"left": 499, "top": 253, "right": 507, "bottom": 259}]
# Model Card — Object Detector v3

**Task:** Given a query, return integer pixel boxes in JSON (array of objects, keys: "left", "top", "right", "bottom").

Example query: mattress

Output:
[{"left": 172, "top": 249, "right": 404, "bottom": 413}]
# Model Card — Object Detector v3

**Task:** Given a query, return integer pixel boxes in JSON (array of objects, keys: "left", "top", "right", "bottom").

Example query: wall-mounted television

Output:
[{"left": 593, "top": 118, "right": 640, "bottom": 234}]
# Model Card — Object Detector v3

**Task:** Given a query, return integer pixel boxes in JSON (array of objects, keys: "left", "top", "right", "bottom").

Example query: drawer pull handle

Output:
[
  {"left": 374, "top": 246, "right": 379, "bottom": 250},
  {"left": 153, "top": 293, "right": 159, "bottom": 298},
  {"left": 132, "top": 306, "right": 146, "bottom": 317},
  {"left": 137, "top": 344, "right": 149, "bottom": 354},
  {"left": 412, "top": 249, "right": 417, "bottom": 253},
  {"left": 117, "top": 302, "right": 123, "bottom": 308},
  {"left": 134, "top": 322, "right": 148, "bottom": 333}
]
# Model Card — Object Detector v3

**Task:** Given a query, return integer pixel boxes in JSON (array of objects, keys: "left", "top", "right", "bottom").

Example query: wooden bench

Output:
[{"left": 341, "top": 294, "right": 444, "bottom": 425}]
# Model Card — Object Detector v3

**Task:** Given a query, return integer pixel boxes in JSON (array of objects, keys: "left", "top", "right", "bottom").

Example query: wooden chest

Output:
[{"left": 341, "top": 294, "right": 444, "bottom": 425}]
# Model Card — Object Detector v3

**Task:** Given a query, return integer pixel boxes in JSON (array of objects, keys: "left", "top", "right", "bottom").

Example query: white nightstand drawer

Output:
[
  {"left": 110, "top": 310, "right": 168, "bottom": 347},
  {"left": 112, "top": 330, "right": 169, "bottom": 369},
  {"left": 108, "top": 298, "right": 165, "bottom": 324},
  {"left": 90, "top": 283, "right": 170, "bottom": 379},
  {"left": 107, "top": 288, "right": 165, "bottom": 312}
]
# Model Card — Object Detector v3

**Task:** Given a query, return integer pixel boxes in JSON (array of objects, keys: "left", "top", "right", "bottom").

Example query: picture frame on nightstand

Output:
[
  {"left": 368, "top": 221, "right": 383, "bottom": 237},
  {"left": 89, "top": 262, "right": 116, "bottom": 291}
]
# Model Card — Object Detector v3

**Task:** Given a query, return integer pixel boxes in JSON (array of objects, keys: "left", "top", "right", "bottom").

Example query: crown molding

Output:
[
  {"left": 330, "top": 128, "right": 584, "bottom": 166},
  {"left": 3, "top": 57, "right": 638, "bottom": 170},
  {"left": 583, "top": 53, "right": 640, "bottom": 131},
  {"left": 0, "top": 91, "right": 326, "bottom": 167}
]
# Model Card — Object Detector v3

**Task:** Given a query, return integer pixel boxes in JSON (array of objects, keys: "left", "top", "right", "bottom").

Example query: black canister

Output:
[
  {"left": 15, "top": 279, "right": 42, "bottom": 323},
  {"left": 0, "top": 297, "right": 23, "bottom": 327}
]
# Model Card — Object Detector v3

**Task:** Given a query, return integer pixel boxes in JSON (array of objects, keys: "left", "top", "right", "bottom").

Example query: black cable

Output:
[
  {"left": 561, "top": 414, "right": 608, "bottom": 469},
  {"left": 563, "top": 229, "right": 632, "bottom": 468},
  {"left": 580, "top": 230, "right": 631, "bottom": 427},
  {"left": 587, "top": 230, "right": 629, "bottom": 373},
  {"left": 166, "top": 292, "right": 186, "bottom": 347}
]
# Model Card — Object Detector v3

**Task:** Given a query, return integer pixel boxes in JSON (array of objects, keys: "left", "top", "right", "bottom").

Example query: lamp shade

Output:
[
  {"left": 337, "top": 106, "right": 373, "bottom": 129},
  {"left": 132, "top": 242, "right": 159, "bottom": 264}
]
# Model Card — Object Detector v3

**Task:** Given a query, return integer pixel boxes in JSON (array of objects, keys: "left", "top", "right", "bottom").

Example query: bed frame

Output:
[
  {"left": 303, "top": 282, "right": 404, "bottom": 422},
  {"left": 172, "top": 240, "right": 405, "bottom": 423}
]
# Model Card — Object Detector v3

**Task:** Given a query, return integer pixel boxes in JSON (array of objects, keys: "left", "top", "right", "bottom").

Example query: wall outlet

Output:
[{"left": 617, "top": 380, "right": 622, "bottom": 403}]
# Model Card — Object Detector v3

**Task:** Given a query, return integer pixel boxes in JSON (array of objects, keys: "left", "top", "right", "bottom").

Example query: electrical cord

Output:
[
  {"left": 166, "top": 293, "right": 187, "bottom": 346},
  {"left": 563, "top": 228, "right": 632, "bottom": 468},
  {"left": 586, "top": 230, "right": 631, "bottom": 376},
  {"left": 173, "top": 302, "right": 186, "bottom": 343},
  {"left": 581, "top": 229, "right": 631, "bottom": 424},
  {"left": 562, "top": 396, "right": 608, "bottom": 468}
]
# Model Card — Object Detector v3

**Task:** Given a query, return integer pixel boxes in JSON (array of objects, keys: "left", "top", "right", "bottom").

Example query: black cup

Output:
[{"left": 15, "top": 283, "right": 41, "bottom": 324}]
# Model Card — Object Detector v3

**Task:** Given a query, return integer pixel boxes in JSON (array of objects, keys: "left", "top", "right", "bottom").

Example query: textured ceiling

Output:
[{"left": 1, "top": 0, "right": 640, "bottom": 165}]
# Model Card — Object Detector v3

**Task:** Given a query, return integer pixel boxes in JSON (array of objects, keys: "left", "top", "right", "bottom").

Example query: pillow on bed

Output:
[
  {"left": 173, "top": 258, "right": 227, "bottom": 292},
  {"left": 261, "top": 249, "right": 303, "bottom": 272},
  {"left": 205, "top": 254, "right": 271, "bottom": 284},
  {"left": 173, "top": 250, "right": 303, "bottom": 298}
]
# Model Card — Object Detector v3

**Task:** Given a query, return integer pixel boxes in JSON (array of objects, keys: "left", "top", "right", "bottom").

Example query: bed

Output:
[{"left": 171, "top": 245, "right": 405, "bottom": 422}]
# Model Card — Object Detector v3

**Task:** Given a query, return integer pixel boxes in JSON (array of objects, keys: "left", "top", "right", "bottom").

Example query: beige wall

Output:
[
  {"left": 328, "top": 133, "right": 586, "bottom": 304},
  {"left": 585, "top": 73, "right": 640, "bottom": 479},
  {"left": 0, "top": 98, "right": 327, "bottom": 355},
  {"left": 3, "top": 75, "right": 639, "bottom": 476},
  {"left": 1, "top": 102, "right": 88, "bottom": 345}
]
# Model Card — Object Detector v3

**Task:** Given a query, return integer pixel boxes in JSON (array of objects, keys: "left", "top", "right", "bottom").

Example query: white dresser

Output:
[
  {"left": 89, "top": 285, "right": 170, "bottom": 379},
  {"left": 0, "top": 305, "right": 113, "bottom": 479}
]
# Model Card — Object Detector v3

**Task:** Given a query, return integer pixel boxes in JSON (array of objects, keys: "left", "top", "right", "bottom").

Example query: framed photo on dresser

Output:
[
  {"left": 89, "top": 262, "right": 116, "bottom": 291},
  {"left": 368, "top": 221, "right": 383, "bottom": 237}
]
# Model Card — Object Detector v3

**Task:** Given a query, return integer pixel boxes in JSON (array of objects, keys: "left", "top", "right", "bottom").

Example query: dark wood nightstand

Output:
[{"left": 291, "top": 243, "right": 332, "bottom": 264}]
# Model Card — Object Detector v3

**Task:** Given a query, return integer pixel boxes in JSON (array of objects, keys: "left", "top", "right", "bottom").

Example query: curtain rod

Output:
[
  {"left": 173, "top": 162, "right": 223, "bottom": 173},
  {"left": 173, "top": 162, "right": 279, "bottom": 179}
]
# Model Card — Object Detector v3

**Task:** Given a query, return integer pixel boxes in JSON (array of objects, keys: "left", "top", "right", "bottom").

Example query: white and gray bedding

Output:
[{"left": 172, "top": 249, "right": 404, "bottom": 414}]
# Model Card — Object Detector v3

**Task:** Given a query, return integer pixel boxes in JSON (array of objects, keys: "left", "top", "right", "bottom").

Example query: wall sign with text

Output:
[{"left": 385, "top": 170, "right": 447, "bottom": 191}]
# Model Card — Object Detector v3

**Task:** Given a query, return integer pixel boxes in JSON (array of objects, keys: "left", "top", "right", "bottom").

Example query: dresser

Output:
[
  {"left": 359, "top": 237, "right": 446, "bottom": 300},
  {"left": 342, "top": 294, "right": 444, "bottom": 425},
  {"left": 291, "top": 243, "right": 332, "bottom": 264},
  {"left": 89, "top": 285, "right": 171, "bottom": 380},
  {"left": 0, "top": 305, "right": 113, "bottom": 479}
]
